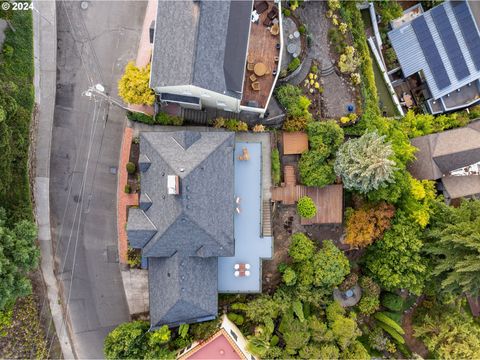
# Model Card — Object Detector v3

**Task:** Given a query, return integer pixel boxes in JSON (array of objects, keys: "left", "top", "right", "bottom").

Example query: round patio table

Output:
[
  {"left": 287, "top": 43, "right": 298, "bottom": 54},
  {"left": 254, "top": 63, "right": 267, "bottom": 76}
]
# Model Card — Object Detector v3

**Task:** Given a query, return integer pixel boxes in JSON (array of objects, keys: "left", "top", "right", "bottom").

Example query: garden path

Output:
[{"left": 294, "top": 2, "right": 356, "bottom": 119}]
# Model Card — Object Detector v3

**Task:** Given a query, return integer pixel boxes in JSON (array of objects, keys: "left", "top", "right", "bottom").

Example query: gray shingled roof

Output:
[
  {"left": 408, "top": 121, "right": 480, "bottom": 180},
  {"left": 442, "top": 175, "right": 480, "bottom": 199},
  {"left": 388, "top": 1, "right": 480, "bottom": 100},
  {"left": 126, "top": 130, "right": 235, "bottom": 327},
  {"left": 148, "top": 255, "right": 218, "bottom": 328},
  {"left": 150, "top": 0, "right": 252, "bottom": 98}
]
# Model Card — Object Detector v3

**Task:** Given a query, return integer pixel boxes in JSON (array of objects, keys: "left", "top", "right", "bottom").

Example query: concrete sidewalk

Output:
[{"left": 32, "top": 0, "right": 75, "bottom": 358}]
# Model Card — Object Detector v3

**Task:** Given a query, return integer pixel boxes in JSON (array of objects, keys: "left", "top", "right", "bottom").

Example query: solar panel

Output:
[
  {"left": 431, "top": 5, "right": 470, "bottom": 80},
  {"left": 411, "top": 16, "right": 451, "bottom": 90},
  {"left": 451, "top": 1, "right": 480, "bottom": 71}
]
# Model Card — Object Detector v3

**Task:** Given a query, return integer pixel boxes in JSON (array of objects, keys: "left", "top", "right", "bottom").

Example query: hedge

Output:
[
  {"left": 376, "top": 322, "right": 405, "bottom": 344},
  {"left": 381, "top": 293, "right": 404, "bottom": 312},
  {"left": 126, "top": 111, "right": 184, "bottom": 126},
  {"left": 374, "top": 312, "right": 405, "bottom": 335},
  {"left": 271, "top": 148, "right": 281, "bottom": 186}
]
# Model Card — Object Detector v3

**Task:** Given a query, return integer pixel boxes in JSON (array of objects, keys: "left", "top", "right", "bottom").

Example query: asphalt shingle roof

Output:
[{"left": 150, "top": 0, "right": 252, "bottom": 98}]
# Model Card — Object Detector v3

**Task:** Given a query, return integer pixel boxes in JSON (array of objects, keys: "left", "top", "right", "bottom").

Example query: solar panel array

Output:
[
  {"left": 431, "top": 5, "right": 470, "bottom": 80},
  {"left": 411, "top": 16, "right": 451, "bottom": 90},
  {"left": 451, "top": 1, "right": 480, "bottom": 71}
]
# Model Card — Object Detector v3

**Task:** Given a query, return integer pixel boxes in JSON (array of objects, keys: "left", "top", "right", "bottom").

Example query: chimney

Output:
[{"left": 167, "top": 175, "right": 180, "bottom": 195}]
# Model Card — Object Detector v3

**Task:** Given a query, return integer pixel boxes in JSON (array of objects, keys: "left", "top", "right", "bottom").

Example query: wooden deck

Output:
[
  {"left": 241, "top": 1, "right": 281, "bottom": 108},
  {"left": 283, "top": 131, "right": 309, "bottom": 155},
  {"left": 271, "top": 166, "right": 343, "bottom": 224}
]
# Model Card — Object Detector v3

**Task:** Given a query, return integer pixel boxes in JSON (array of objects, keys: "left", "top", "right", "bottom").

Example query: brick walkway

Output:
[{"left": 117, "top": 127, "right": 139, "bottom": 265}]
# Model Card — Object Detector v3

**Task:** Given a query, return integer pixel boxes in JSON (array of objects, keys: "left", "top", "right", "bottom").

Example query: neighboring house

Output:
[
  {"left": 388, "top": 1, "right": 480, "bottom": 114},
  {"left": 127, "top": 130, "right": 272, "bottom": 328},
  {"left": 408, "top": 120, "right": 480, "bottom": 202},
  {"left": 177, "top": 315, "right": 257, "bottom": 360},
  {"left": 150, "top": 0, "right": 283, "bottom": 116}
]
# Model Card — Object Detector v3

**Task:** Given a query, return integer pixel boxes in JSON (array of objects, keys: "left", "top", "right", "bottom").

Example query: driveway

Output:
[{"left": 50, "top": 1, "right": 146, "bottom": 358}]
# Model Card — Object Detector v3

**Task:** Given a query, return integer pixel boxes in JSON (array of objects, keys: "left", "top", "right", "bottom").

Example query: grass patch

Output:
[{"left": 0, "top": 8, "right": 35, "bottom": 222}]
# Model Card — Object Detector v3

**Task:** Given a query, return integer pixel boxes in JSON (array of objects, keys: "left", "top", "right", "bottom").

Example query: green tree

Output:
[
  {"left": 281, "top": 318, "right": 310, "bottom": 354},
  {"left": 318, "top": 344, "right": 340, "bottom": 359},
  {"left": 118, "top": 62, "right": 155, "bottom": 105},
  {"left": 0, "top": 209, "right": 39, "bottom": 310},
  {"left": 297, "top": 196, "right": 317, "bottom": 219},
  {"left": 288, "top": 233, "right": 315, "bottom": 263},
  {"left": 306, "top": 120, "right": 344, "bottom": 155},
  {"left": 365, "top": 216, "right": 426, "bottom": 294},
  {"left": 312, "top": 240, "right": 350, "bottom": 288},
  {"left": 414, "top": 302, "right": 480, "bottom": 359},
  {"left": 275, "top": 84, "right": 312, "bottom": 119},
  {"left": 424, "top": 199, "right": 480, "bottom": 297},
  {"left": 299, "top": 152, "right": 336, "bottom": 187},
  {"left": 334, "top": 131, "right": 397, "bottom": 193},
  {"left": 104, "top": 321, "right": 149, "bottom": 359}
]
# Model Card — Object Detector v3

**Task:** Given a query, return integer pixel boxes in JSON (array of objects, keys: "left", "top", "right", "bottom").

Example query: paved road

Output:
[{"left": 50, "top": 1, "right": 146, "bottom": 358}]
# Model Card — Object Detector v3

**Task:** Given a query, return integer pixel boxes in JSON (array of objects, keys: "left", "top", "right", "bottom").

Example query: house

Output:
[
  {"left": 127, "top": 130, "right": 272, "bottom": 328},
  {"left": 408, "top": 120, "right": 480, "bottom": 202},
  {"left": 388, "top": 1, "right": 480, "bottom": 114},
  {"left": 149, "top": 0, "right": 283, "bottom": 116},
  {"left": 176, "top": 315, "right": 257, "bottom": 360}
]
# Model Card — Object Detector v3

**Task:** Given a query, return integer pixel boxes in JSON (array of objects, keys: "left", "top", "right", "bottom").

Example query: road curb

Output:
[{"left": 32, "top": 1, "right": 76, "bottom": 358}]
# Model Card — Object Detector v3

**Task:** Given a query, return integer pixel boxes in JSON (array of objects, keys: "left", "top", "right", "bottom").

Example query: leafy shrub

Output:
[
  {"left": 283, "top": 116, "right": 311, "bottom": 132},
  {"left": 358, "top": 295, "right": 380, "bottom": 315},
  {"left": 344, "top": 202, "right": 395, "bottom": 248},
  {"left": 338, "top": 46, "right": 359, "bottom": 73},
  {"left": 104, "top": 320, "right": 150, "bottom": 359},
  {"left": 213, "top": 117, "right": 248, "bottom": 132},
  {"left": 270, "top": 335, "right": 279, "bottom": 346},
  {"left": 377, "top": 322, "right": 405, "bottom": 344},
  {"left": 127, "top": 247, "right": 141, "bottom": 268},
  {"left": 252, "top": 124, "right": 265, "bottom": 132},
  {"left": 298, "top": 24, "right": 306, "bottom": 34},
  {"left": 282, "top": 8, "right": 291, "bottom": 16},
  {"left": 307, "top": 120, "right": 344, "bottom": 154},
  {"left": 190, "top": 319, "right": 220, "bottom": 341},
  {"left": 271, "top": 148, "right": 281, "bottom": 186},
  {"left": 126, "top": 162, "right": 136, "bottom": 174},
  {"left": 118, "top": 62, "right": 155, "bottom": 105},
  {"left": 276, "top": 85, "right": 312, "bottom": 119},
  {"left": 288, "top": 57, "right": 301, "bottom": 72},
  {"left": 383, "top": 311, "right": 402, "bottom": 325},
  {"left": 227, "top": 313, "right": 244, "bottom": 326},
  {"left": 339, "top": 273, "right": 358, "bottom": 291},
  {"left": 381, "top": 293, "right": 404, "bottom": 312},
  {"left": 374, "top": 312, "right": 405, "bottom": 335},
  {"left": 311, "top": 65, "right": 318, "bottom": 73},
  {"left": 282, "top": 267, "right": 297, "bottom": 286},
  {"left": 384, "top": 47, "right": 398, "bottom": 69},
  {"left": 359, "top": 276, "right": 380, "bottom": 297},
  {"left": 126, "top": 111, "right": 155, "bottom": 124},
  {"left": 124, "top": 184, "right": 131, "bottom": 194},
  {"left": 155, "top": 112, "right": 184, "bottom": 126},
  {"left": 297, "top": 196, "right": 317, "bottom": 218},
  {"left": 288, "top": 233, "right": 315, "bottom": 263},
  {"left": 299, "top": 154, "right": 336, "bottom": 187}
]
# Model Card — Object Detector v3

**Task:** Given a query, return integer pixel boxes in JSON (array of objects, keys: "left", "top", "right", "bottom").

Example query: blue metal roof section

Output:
[
  {"left": 218, "top": 142, "right": 272, "bottom": 293},
  {"left": 389, "top": 0, "right": 480, "bottom": 100},
  {"left": 411, "top": 16, "right": 451, "bottom": 89},
  {"left": 431, "top": 5, "right": 470, "bottom": 80},
  {"left": 452, "top": 1, "right": 480, "bottom": 71}
]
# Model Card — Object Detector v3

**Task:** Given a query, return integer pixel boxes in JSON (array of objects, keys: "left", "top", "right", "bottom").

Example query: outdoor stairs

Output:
[
  {"left": 284, "top": 165, "right": 297, "bottom": 186},
  {"left": 262, "top": 200, "right": 272, "bottom": 237},
  {"left": 181, "top": 108, "right": 209, "bottom": 125},
  {"left": 320, "top": 63, "right": 335, "bottom": 77}
]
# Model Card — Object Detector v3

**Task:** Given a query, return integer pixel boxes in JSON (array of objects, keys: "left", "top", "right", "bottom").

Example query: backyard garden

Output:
[{"left": 105, "top": 1, "right": 480, "bottom": 359}]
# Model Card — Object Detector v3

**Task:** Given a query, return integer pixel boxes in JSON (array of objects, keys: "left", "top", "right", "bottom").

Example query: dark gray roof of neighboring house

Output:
[
  {"left": 150, "top": 0, "right": 252, "bottom": 98},
  {"left": 128, "top": 131, "right": 235, "bottom": 258},
  {"left": 442, "top": 175, "right": 480, "bottom": 199},
  {"left": 408, "top": 121, "right": 480, "bottom": 180},
  {"left": 148, "top": 255, "right": 218, "bottom": 328}
]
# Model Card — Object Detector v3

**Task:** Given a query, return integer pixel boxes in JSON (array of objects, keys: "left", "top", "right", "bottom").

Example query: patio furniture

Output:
[
  {"left": 234, "top": 271, "right": 240, "bottom": 277},
  {"left": 403, "top": 93, "right": 413, "bottom": 108},
  {"left": 238, "top": 147, "right": 250, "bottom": 161},
  {"left": 276, "top": 43, "right": 281, "bottom": 50},
  {"left": 287, "top": 43, "right": 297, "bottom": 54},
  {"left": 247, "top": 62, "right": 254, "bottom": 71},
  {"left": 245, "top": 270, "right": 251, "bottom": 277},
  {"left": 235, "top": 263, "right": 251, "bottom": 277},
  {"left": 245, "top": 264, "right": 251, "bottom": 270},
  {"left": 236, "top": 207, "right": 241, "bottom": 214},
  {"left": 270, "top": 23, "right": 279, "bottom": 35},
  {"left": 294, "top": 31, "right": 300, "bottom": 38},
  {"left": 234, "top": 263, "right": 240, "bottom": 270},
  {"left": 235, "top": 196, "right": 241, "bottom": 204},
  {"left": 251, "top": 10, "right": 260, "bottom": 23},
  {"left": 247, "top": 54, "right": 254, "bottom": 64},
  {"left": 274, "top": 56, "right": 279, "bottom": 62},
  {"left": 251, "top": 81, "right": 260, "bottom": 91},
  {"left": 267, "top": 7, "right": 278, "bottom": 19},
  {"left": 249, "top": 74, "right": 257, "bottom": 82},
  {"left": 263, "top": 17, "right": 273, "bottom": 27},
  {"left": 254, "top": 62, "right": 267, "bottom": 76},
  {"left": 254, "top": 0, "right": 268, "bottom": 14}
]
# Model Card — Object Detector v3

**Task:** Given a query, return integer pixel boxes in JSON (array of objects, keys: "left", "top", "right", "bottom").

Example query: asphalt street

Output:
[{"left": 50, "top": 1, "right": 146, "bottom": 358}]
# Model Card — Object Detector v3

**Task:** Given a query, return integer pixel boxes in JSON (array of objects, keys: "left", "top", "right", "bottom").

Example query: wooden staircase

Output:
[
  {"left": 262, "top": 200, "right": 272, "bottom": 237},
  {"left": 284, "top": 165, "right": 296, "bottom": 186}
]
